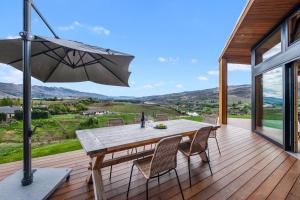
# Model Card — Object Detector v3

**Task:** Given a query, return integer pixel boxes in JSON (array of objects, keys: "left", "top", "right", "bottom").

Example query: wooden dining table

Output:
[{"left": 76, "top": 119, "right": 220, "bottom": 200}]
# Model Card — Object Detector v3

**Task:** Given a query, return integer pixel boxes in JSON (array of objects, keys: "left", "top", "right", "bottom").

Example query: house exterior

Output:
[
  {"left": 82, "top": 107, "right": 107, "bottom": 116},
  {"left": 219, "top": 0, "right": 300, "bottom": 153},
  {"left": 0, "top": 106, "right": 22, "bottom": 120}
]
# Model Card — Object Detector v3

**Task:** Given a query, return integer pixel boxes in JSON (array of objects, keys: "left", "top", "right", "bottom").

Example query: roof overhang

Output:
[{"left": 219, "top": 0, "right": 300, "bottom": 64}]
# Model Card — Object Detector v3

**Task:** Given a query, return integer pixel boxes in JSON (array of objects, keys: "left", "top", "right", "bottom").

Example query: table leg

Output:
[
  {"left": 87, "top": 160, "right": 93, "bottom": 184},
  {"left": 92, "top": 154, "right": 106, "bottom": 200}
]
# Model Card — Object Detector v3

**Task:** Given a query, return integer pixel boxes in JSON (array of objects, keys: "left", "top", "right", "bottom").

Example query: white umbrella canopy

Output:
[{"left": 0, "top": 36, "right": 134, "bottom": 86}]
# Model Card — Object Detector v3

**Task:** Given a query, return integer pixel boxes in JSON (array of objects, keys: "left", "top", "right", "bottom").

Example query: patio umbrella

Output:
[
  {"left": 0, "top": 2, "right": 134, "bottom": 199},
  {"left": 0, "top": 36, "right": 134, "bottom": 86}
]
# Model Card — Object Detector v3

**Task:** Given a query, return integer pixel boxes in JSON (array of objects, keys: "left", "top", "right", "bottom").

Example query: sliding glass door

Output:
[{"left": 255, "top": 67, "right": 284, "bottom": 145}]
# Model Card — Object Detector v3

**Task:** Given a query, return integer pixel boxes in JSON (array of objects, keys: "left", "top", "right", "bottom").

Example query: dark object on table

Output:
[{"left": 141, "top": 112, "right": 145, "bottom": 128}]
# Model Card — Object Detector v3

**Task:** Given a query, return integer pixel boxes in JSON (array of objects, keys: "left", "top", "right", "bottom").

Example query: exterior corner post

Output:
[{"left": 219, "top": 58, "right": 228, "bottom": 124}]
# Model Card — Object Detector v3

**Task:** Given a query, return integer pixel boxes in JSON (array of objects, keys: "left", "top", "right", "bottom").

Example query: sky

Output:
[{"left": 0, "top": 0, "right": 251, "bottom": 97}]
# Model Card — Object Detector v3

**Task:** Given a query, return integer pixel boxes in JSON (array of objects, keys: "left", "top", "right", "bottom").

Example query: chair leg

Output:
[
  {"left": 127, "top": 164, "right": 134, "bottom": 199},
  {"left": 109, "top": 153, "right": 114, "bottom": 181},
  {"left": 174, "top": 169, "right": 185, "bottom": 200},
  {"left": 215, "top": 137, "right": 221, "bottom": 155},
  {"left": 205, "top": 153, "right": 213, "bottom": 175},
  {"left": 187, "top": 156, "right": 192, "bottom": 187},
  {"left": 146, "top": 179, "right": 149, "bottom": 200},
  {"left": 207, "top": 146, "right": 210, "bottom": 160}
]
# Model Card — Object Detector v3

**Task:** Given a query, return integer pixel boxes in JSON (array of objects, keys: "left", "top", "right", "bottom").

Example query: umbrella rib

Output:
[
  {"left": 87, "top": 52, "right": 128, "bottom": 86},
  {"left": 44, "top": 49, "right": 69, "bottom": 82},
  {"left": 62, "top": 47, "right": 73, "bottom": 67},
  {"left": 76, "top": 58, "right": 103, "bottom": 68},
  {"left": 8, "top": 46, "right": 62, "bottom": 65},
  {"left": 74, "top": 51, "right": 83, "bottom": 66},
  {"left": 40, "top": 42, "right": 70, "bottom": 66},
  {"left": 78, "top": 52, "right": 90, "bottom": 80},
  {"left": 44, "top": 52, "right": 70, "bottom": 66}
]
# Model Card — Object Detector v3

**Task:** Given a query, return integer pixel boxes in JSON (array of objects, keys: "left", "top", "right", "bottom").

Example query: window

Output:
[
  {"left": 289, "top": 10, "right": 300, "bottom": 45},
  {"left": 255, "top": 67, "right": 283, "bottom": 144},
  {"left": 255, "top": 29, "right": 281, "bottom": 65}
]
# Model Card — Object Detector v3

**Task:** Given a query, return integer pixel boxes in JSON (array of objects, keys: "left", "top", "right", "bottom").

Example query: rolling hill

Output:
[
  {"left": 0, "top": 82, "right": 108, "bottom": 99},
  {"left": 0, "top": 82, "right": 251, "bottom": 103},
  {"left": 138, "top": 84, "right": 251, "bottom": 104}
]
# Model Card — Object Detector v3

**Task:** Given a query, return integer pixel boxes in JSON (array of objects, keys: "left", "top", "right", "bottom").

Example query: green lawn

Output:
[
  {"left": 93, "top": 102, "right": 180, "bottom": 117},
  {"left": 228, "top": 114, "right": 251, "bottom": 119},
  {"left": 0, "top": 139, "right": 82, "bottom": 164},
  {"left": 0, "top": 113, "right": 139, "bottom": 143}
]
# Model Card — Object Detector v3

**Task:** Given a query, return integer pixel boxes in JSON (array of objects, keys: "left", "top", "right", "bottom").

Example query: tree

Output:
[
  {"left": 0, "top": 113, "right": 6, "bottom": 121},
  {"left": 75, "top": 103, "right": 87, "bottom": 112},
  {"left": 0, "top": 97, "right": 13, "bottom": 106}
]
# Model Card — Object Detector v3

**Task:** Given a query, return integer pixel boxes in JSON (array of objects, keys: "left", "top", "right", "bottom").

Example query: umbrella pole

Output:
[{"left": 21, "top": 0, "right": 33, "bottom": 186}]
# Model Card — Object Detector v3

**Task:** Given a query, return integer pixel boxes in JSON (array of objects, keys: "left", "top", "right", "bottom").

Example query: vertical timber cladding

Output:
[{"left": 219, "top": 58, "right": 228, "bottom": 124}]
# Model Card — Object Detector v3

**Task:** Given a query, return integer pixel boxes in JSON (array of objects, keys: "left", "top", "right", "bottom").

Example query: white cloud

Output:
[
  {"left": 58, "top": 25, "right": 75, "bottom": 31},
  {"left": 143, "top": 84, "right": 153, "bottom": 89},
  {"left": 158, "top": 56, "right": 179, "bottom": 63},
  {"left": 58, "top": 21, "right": 111, "bottom": 36},
  {"left": 73, "top": 21, "right": 82, "bottom": 27},
  {"left": 197, "top": 76, "right": 208, "bottom": 81},
  {"left": 130, "top": 81, "right": 136, "bottom": 85},
  {"left": 228, "top": 64, "right": 251, "bottom": 71},
  {"left": 191, "top": 59, "right": 198, "bottom": 64},
  {"left": 208, "top": 70, "right": 219, "bottom": 75},
  {"left": 158, "top": 57, "right": 167, "bottom": 62},
  {"left": 0, "top": 64, "right": 23, "bottom": 83},
  {"left": 153, "top": 81, "right": 164, "bottom": 87},
  {"left": 6, "top": 35, "right": 20, "bottom": 39},
  {"left": 176, "top": 84, "right": 183, "bottom": 88},
  {"left": 142, "top": 81, "right": 165, "bottom": 89},
  {"left": 91, "top": 26, "right": 110, "bottom": 35}
]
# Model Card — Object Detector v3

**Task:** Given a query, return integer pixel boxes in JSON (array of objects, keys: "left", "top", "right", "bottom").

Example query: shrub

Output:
[
  {"left": 79, "top": 117, "right": 99, "bottom": 129},
  {"left": 14, "top": 110, "right": 23, "bottom": 120},
  {"left": 75, "top": 103, "right": 87, "bottom": 112},
  {"left": 48, "top": 104, "right": 70, "bottom": 115},
  {"left": 14, "top": 109, "right": 50, "bottom": 120},
  {"left": 0, "top": 113, "right": 6, "bottom": 121},
  {"left": 32, "top": 109, "right": 49, "bottom": 119}
]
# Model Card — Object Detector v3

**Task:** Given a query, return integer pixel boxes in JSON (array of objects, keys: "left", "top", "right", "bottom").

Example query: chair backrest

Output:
[
  {"left": 204, "top": 115, "right": 219, "bottom": 125},
  {"left": 189, "top": 126, "right": 212, "bottom": 154},
  {"left": 149, "top": 135, "right": 182, "bottom": 177},
  {"left": 133, "top": 118, "right": 140, "bottom": 124},
  {"left": 108, "top": 118, "right": 124, "bottom": 127},
  {"left": 155, "top": 114, "right": 168, "bottom": 121}
]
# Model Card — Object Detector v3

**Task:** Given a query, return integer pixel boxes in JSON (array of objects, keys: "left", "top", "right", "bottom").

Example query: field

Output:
[
  {"left": 0, "top": 100, "right": 249, "bottom": 164},
  {"left": 0, "top": 102, "right": 186, "bottom": 164}
]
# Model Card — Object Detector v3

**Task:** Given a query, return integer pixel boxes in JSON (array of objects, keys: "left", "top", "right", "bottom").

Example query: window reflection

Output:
[
  {"left": 255, "top": 30, "right": 281, "bottom": 65},
  {"left": 255, "top": 67, "right": 283, "bottom": 144},
  {"left": 289, "top": 10, "right": 300, "bottom": 45}
]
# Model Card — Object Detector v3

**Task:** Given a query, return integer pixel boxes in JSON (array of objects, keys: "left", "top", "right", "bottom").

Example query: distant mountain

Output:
[
  {"left": 0, "top": 82, "right": 251, "bottom": 103},
  {"left": 264, "top": 97, "right": 283, "bottom": 105},
  {"left": 0, "top": 82, "right": 108, "bottom": 99},
  {"left": 138, "top": 84, "right": 251, "bottom": 104}
]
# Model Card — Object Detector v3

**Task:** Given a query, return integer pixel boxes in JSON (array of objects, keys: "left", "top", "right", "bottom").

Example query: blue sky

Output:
[{"left": 0, "top": 0, "right": 250, "bottom": 97}]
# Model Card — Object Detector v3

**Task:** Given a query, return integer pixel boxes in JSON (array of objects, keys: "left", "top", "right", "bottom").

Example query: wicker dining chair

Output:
[
  {"left": 178, "top": 126, "right": 213, "bottom": 187},
  {"left": 204, "top": 115, "right": 221, "bottom": 155},
  {"left": 127, "top": 135, "right": 184, "bottom": 200},
  {"left": 155, "top": 113, "right": 168, "bottom": 121}
]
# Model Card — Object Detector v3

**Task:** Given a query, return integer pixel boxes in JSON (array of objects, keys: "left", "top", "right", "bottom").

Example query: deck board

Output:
[{"left": 1, "top": 124, "right": 300, "bottom": 200}]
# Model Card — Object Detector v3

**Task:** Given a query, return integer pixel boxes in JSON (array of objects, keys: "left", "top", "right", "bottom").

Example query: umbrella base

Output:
[{"left": 0, "top": 168, "right": 71, "bottom": 200}]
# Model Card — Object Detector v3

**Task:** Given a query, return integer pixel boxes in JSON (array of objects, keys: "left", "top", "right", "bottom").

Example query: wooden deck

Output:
[{"left": 1, "top": 124, "right": 300, "bottom": 200}]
